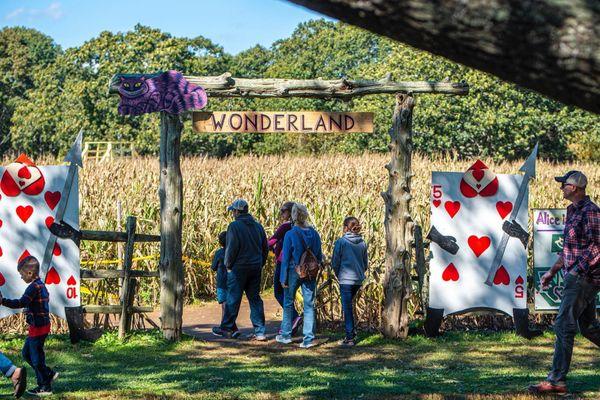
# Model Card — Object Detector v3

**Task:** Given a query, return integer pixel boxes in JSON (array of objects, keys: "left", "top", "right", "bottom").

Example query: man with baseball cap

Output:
[
  {"left": 529, "top": 171, "right": 600, "bottom": 394},
  {"left": 212, "top": 199, "right": 269, "bottom": 340}
]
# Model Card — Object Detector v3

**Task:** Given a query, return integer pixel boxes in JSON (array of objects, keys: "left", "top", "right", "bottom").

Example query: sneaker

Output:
[
  {"left": 339, "top": 338, "right": 356, "bottom": 347},
  {"left": 26, "top": 386, "right": 53, "bottom": 396},
  {"left": 291, "top": 315, "right": 303, "bottom": 335},
  {"left": 246, "top": 333, "right": 267, "bottom": 341},
  {"left": 211, "top": 327, "right": 232, "bottom": 338},
  {"left": 528, "top": 380, "right": 568, "bottom": 394},
  {"left": 275, "top": 334, "right": 292, "bottom": 344},
  {"left": 50, "top": 371, "right": 59, "bottom": 383},
  {"left": 299, "top": 341, "right": 316, "bottom": 349},
  {"left": 231, "top": 330, "right": 242, "bottom": 339}
]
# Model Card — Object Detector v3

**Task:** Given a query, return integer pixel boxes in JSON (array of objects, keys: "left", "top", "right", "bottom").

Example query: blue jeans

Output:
[
  {"left": 216, "top": 288, "right": 227, "bottom": 304},
  {"left": 0, "top": 352, "right": 16, "bottom": 378},
  {"left": 23, "top": 334, "right": 54, "bottom": 386},
  {"left": 281, "top": 269, "right": 316, "bottom": 345},
  {"left": 274, "top": 262, "right": 299, "bottom": 321},
  {"left": 548, "top": 273, "right": 600, "bottom": 384},
  {"left": 220, "top": 267, "right": 266, "bottom": 336},
  {"left": 340, "top": 284, "right": 361, "bottom": 339}
]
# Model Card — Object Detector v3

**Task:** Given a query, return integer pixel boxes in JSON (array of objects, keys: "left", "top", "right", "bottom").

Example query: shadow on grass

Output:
[{"left": 0, "top": 330, "right": 597, "bottom": 399}]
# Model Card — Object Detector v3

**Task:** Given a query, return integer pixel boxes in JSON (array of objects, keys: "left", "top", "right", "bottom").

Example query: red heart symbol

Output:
[
  {"left": 0, "top": 272, "right": 5, "bottom": 286},
  {"left": 17, "top": 166, "right": 32, "bottom": 179},
  {"left": 493, "top": 265, "right": 510, "bottom": 285},
  {"left": 433, "top": 200, "right": 441, "bottom": 208},
  {"left": 45, "top": 267, "right": 61, "bottom": 285},
  {"left": 44, "top": 191, "right": 61, "bottom": 211},
  {"left": 515, "top": 275, "right": 524, "bottom": 285},
  {"left": 18, "top": 250, "right": 31, "bottom": 263},
  {"left": 0, "top": 246, "right": 2, "bottom": 257},
  {"left": 496, "top": 201, "right": 513, "bottom": 219},
  {"left": 468, "top": 235, "right": 491, "bottom": 257},
  {"left": 45, "top": 216, "right": 55, "bottom": 229},
  {"left": 0, "top": 219, "right": 2, "bottom": 228},
  {"left": 67, "top": 275, "right": 76, "bottom": 286},
  {"left": 16, "top": 205, "right": 33, "bottom": 223},
  {"left": 472, "top": 169, "right": 485, "bottom": 181},
  {"left": 442, "top": 263, "right": 459, "bottom": 281},
  {"left": 53, "top": 243, "right": 61, "bottom": 256},
  {"left": 444, "top": 201, "right": 461, "bottom": 218}
]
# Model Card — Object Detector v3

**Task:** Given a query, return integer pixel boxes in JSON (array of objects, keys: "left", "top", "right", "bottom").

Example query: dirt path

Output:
[{"left": 149, "top": 293, "right": 283, "bottom": 341}]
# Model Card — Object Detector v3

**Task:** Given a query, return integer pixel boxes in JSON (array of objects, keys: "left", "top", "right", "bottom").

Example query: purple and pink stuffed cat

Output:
[{"left": 116, "top": 70, "right": 207, "bottom": 115}]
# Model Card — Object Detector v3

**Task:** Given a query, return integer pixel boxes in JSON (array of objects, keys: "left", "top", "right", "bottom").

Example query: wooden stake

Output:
[
  {"left": 119, "top": 216, "right": 136, "bottom": 339},
  {"left": 159, "top": 112, "right": 184, "bottom": 341},
  {"left": 381, "top": 94, "right": 415, "bottom": 339}
]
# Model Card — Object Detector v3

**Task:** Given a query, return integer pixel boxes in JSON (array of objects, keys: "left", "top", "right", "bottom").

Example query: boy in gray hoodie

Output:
[{"left": 331, "top": 216, "right": 368, "bottom": 347}]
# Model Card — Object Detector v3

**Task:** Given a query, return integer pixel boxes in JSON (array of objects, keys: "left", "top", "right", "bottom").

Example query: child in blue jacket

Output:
[{"left": 331, "top": 216, "right": 368, "bottom": 347}]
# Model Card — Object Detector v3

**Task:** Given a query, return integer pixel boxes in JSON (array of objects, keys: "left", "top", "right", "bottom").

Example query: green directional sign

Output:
[{"left": 533, "top": 209, "right": 600, "bottom": 310}]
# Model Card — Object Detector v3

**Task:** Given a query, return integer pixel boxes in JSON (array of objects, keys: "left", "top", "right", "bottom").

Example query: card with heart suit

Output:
[
  {"left": 429, "top": 160, "right": 528, "bottom": 316},
  {"left": 0, "top": 155, "right": 80, "bottom": 320}
]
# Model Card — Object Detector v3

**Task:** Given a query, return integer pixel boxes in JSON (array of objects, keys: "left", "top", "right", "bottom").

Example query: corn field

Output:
[
  {"left": 75, "top": 154, "right": 598, "bottom": 327},
  {"left": 1, "top": 153, "right": 598, "bottom": 332}
]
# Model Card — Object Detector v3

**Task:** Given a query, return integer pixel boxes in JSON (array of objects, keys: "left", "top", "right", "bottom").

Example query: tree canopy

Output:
[{"left": 2, "top": 20, "right": 598, "bottom": 161}]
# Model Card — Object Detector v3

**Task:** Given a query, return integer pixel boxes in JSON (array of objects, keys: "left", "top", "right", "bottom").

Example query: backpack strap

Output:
[{"left": 294, "top": 228, "right": 309, "bottom": 252}]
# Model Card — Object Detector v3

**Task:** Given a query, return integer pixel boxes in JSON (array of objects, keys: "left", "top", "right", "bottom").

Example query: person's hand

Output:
[
  {"left": 540, "top": 270, "right": 554, "bottom": 290},
  {"left": 281, "top": 282, "right": 288, "bottom": 288}
]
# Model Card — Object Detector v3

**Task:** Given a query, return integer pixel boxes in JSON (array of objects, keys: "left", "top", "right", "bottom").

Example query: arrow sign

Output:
[
  {"left": 484, "top": 143, "right": 538, "bottom": 286},
  {"left": 40, "top": 130, "right": 83, "bottom": 277}
]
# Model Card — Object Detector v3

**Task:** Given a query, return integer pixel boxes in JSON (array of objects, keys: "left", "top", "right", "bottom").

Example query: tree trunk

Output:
[
  {"left": 287, "top": 0, "right": 599, "bottom": 114},
  {"left": 159, "top": 112, "right": 184, "bottom": 341},
  {"left": 381, "top": 94, "right": 415, "bottom": 339}
]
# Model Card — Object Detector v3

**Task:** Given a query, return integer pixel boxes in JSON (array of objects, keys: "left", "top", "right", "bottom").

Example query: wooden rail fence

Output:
[{"left": 65, "top": 215, "right": 160, "bottom": 343}]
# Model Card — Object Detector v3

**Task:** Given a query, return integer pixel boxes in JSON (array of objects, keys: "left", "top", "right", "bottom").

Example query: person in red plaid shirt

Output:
[
  {"left": 529, "top": 170, "right": 600, "bottom": 394},
  {"left": 0, "top": 256, "right": 58, "bottom": 396}
]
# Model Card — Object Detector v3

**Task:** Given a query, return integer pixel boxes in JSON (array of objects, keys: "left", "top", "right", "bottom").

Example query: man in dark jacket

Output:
[{"left": 212, "top": 199, "right": 268, "bottom": 340}]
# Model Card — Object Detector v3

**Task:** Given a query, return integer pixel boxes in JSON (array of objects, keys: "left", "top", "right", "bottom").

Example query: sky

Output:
[{"left": 0, "top": 0, "right": 334, "bottom": 54}]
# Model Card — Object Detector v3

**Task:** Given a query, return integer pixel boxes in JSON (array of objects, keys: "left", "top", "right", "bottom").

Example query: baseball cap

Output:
[
  {"left": 227, "top": 198, "right": 249, "bottom": 212},
  {"left": 554, "top": 170, "right": 588, "bottom": 188}
]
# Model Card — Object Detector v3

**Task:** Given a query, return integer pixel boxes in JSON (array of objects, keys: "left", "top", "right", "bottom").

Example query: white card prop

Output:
[
  {"left": 0, "top": 154, "right": 80, "bottom": 319},
  {"left": 429, "top": 160, "right": 528, "bottom": 316}
]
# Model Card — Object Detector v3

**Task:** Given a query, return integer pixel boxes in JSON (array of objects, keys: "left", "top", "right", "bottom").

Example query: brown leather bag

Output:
[{"left": 293, "top": 230, "right": 321, "bottom": 281}]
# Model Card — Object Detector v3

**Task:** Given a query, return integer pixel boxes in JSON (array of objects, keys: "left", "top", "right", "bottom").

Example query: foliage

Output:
[
  {"left": 0, "top": 27, "right": 61, "bottom": 154},
  {"left": 9, "top": 24, "right": 228, "bottom": 157},
  {"left": 3, "top": 21, "right": 597, "bottom": 160}
]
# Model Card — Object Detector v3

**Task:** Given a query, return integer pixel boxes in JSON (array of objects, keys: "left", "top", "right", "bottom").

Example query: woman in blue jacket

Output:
[
  {"left": 276, "top": 203, "right": 323, "bottom": 348},
  {"left": 331, "top": 216, "right": 368, "bottom": 347}
]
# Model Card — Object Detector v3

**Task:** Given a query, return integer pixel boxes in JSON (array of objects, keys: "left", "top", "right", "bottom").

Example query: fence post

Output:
[{"left": 119, "top": 216, "right": 136, "bottom": 339}]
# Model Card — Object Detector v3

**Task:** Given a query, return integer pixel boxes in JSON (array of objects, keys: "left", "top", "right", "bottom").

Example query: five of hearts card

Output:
[{"left": 429, "top": 161, "right": 528, "bottom": 316}]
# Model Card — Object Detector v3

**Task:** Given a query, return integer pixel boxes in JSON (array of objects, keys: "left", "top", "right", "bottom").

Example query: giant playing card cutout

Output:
[
  {"left": 0, "top": 149, "right": 80, "bottom": 320},
  {"left": 429, "top": 160, "right": 528, "bottom": 317}
]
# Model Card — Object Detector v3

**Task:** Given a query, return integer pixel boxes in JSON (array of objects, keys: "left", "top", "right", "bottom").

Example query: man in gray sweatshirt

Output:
[{"left": 331, "top": 217, "right": 369, "bottom": 346}]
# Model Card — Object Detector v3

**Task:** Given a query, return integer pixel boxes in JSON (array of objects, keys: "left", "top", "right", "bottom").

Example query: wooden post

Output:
[
  {"left": 159, "top": 112, "right": 184, "bottom": 341},
  {"left": 119, "top": 216, "right": 136, "bottom": 339},
  {"left": 381, "top": 93, "right": 415, "bottom": 339}
]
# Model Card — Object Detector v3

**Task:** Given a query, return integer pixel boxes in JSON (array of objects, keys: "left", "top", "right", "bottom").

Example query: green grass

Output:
[{"left": 0, "top": 330, "right": 598, "bottom": 399}]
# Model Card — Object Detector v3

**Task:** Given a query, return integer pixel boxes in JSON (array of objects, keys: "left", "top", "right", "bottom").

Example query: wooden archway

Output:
[{"left": 109, "top": 73, "right": 468, "bottom": 340}]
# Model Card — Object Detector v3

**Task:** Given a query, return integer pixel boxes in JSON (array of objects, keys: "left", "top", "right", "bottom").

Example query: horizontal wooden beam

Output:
[
  {"left": 81, "top": 230, "right": 160, "bottom": 243},
  {"left": 82, "top": 305, "right": 153, "bottom": 314},
  {"left": 81, "top": 269, "right": 159, "bottom": 279},
  {"left": 108, "top": 72, "right": 468, "bottom": 99}
]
